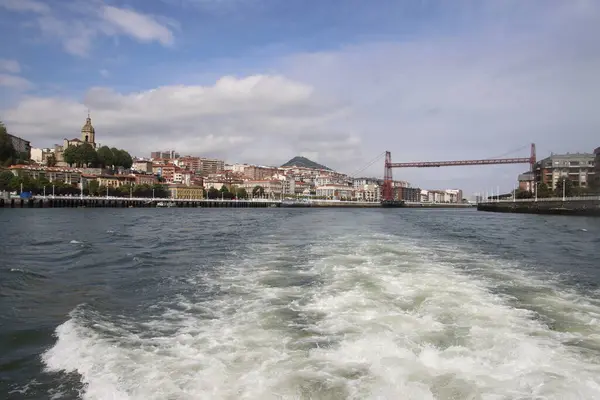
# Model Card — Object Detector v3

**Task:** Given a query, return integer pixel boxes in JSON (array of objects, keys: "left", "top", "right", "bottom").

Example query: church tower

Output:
[{"left": 81, "top": 111, "right": 96, "bottom": 147}]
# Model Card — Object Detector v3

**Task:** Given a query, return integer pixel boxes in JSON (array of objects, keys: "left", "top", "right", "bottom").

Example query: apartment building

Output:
[
  {"left": 7, "top": 133, "right": 31, "bottom": 159},
  {"left": 151, "top": 151, "right": 180, "bottom": 160},
  {"left": 132, "top": 160, "right": 153, "bottom": 173},
  {"left": 244, "top": 165, "right": 278, "bottom": 180},
  {"left": 535, "top": 152, "right": 595, "bottom": 189},
  {"left": 168, "top": 185, "right": 204, "bottom": 200},
  {"left": 355, "top": 184, "right": 381, "bottom": 202},
  {"left": 316, "top": 184, "right": 355, "bottom": 200},
  {"left": 177, "top": 156, "right": 202, "bottom": 172},
  {"left": 593, "top": 147, "right": 600, "bottom": 191},
  {"left": 239, "top": 180, "right": 283, "bottom": 197},
  {"left": 397, "top": 186, "right": 421, "bottom": 202},
  {"left": 518, "top": 171, "right": 535, "bottom": 192},
  {"left": 200, "top": 158, "right": 225, "bottom": 175}
]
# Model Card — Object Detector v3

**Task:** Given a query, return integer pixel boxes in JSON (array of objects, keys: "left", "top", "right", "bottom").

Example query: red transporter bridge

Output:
[{"left": 382, "top": 143, "right": 537, "bottom": 203}]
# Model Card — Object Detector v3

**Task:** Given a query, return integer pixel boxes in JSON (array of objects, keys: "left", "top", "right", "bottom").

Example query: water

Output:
[{"left": 1, "top": 208, "right": 599, "bottom": 399}]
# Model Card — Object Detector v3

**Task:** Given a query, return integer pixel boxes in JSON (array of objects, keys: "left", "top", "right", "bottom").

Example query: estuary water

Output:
[{"left": 1, "top": 208, "right": 599, "bottom": 399}]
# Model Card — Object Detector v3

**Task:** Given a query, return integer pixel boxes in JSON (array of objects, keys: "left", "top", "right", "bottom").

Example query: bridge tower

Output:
[
  {"left": 530, "top": 143, "right": 536, "bottom": 171},
  {"left": 382, "top": 151, "right": 393, "bottom": 201}
]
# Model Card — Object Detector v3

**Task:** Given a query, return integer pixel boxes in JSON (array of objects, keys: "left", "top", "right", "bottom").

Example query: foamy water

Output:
[{"left": 41, "top": 224, "right": 600, "bottom": 400}]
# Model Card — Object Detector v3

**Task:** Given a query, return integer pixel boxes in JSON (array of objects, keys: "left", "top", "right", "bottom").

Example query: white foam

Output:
[{"left": 42, "top": 233, "right": 600, "bottom": 399}]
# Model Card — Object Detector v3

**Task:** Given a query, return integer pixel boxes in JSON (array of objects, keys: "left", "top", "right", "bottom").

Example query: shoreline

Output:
[
  {"left": 477, "top": 198, "right": 600, "bottom": 217},
  {"left": 1, "top": 196, "right": 476, "bottom": 209}
]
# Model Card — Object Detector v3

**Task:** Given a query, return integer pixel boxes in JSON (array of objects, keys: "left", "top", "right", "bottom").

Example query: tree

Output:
[
  {"left": 0, "top": 121, "right": 17, "bottom": 166},
  {"left": 119, "top": 150, "right": 133, "bottom": 169},
  {"left": 111, "top": 148, "right": 130, "bottom": 169},
  {"left": 87, "top": 180, "right": 100, "bottom": 195},
  {"left": 207, "top": 187, "right": 220, "bottom": 199},
  {"left": 79, "top": 143, "right": 98, "bottom": 167},
  {"left": 0, "top": 170, "right": 14, "bottom": 191},
  {"left": 554, "top": 178, "right": 575, "bottom": 198},
  {"left": 63, "top": 145, "right": 78, "bottom": 167},
  {"left": 514, "top": 188, "right": 533, "bottom": 199},
  {"left": 536, "top": 182, "right": 552, "bottom": 198},
  {"left": 152, "top": 184, "right": 169, "bottom": 198},
  {"left": 46, "top": 153, "right": 57, "bottom": 167},
  {"left": 97, "top": 146, "right": 114, "bottom": 168},
  {"left": 236, "top": 187, "right": 248, "bottom": 199},
  {"left": 252, "top": 185, "right": 265, "bottom": 197}
]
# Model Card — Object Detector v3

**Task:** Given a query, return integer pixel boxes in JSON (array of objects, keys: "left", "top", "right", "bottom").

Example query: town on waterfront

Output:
[{"left": 1, "top": 116, "right": 599, "bottom": 207}]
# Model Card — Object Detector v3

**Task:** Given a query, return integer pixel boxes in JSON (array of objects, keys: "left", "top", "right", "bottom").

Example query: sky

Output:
[{"left": 0, "top": 0, "right": 599, "bottom": 195}]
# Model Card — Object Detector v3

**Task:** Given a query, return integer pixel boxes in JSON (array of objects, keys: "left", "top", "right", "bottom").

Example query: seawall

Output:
[
  {"left": 405, "top": 203, "right": 475, "bottom": 208},
  {"left": 477, "top": 198, "right": 600, "bottom": 216},
  {"left": 0, "top": 197, "right": 279, "bottom": 208},
  {"left": 308, "top": 201, "right": 381, "bottom": 208}
]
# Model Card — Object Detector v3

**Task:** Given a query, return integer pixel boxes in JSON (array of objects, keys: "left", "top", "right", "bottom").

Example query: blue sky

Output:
[{"left": 1, "top": 0, "right": 599, "bottom": 195}]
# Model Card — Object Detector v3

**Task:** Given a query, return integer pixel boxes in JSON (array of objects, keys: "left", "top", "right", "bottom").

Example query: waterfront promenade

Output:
[
  {"left": 0, "top": 195, "right": 476, "bottom": 209},
  {"left": 0, "top": 195, "right": 280, "bottom": 208},
  {"left": 477, "top": 196, "right": 600, "bottom": 216}
]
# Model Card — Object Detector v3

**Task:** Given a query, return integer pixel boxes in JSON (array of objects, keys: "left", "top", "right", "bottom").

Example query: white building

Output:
[{"left": 316, "top": 184, "right": 355, "bottom": 200}]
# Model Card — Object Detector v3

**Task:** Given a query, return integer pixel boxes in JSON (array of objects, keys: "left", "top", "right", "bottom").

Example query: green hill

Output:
[{"left": 281, "top": 156, "right": 331, "bottom": 171}]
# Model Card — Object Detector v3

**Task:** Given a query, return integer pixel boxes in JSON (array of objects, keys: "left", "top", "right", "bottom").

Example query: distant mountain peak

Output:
[{"left": 281, "top": 156, "right": 331, "bottom": 171}]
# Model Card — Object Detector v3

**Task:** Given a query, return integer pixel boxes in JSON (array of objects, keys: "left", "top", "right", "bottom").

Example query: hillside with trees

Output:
[
  {"left": 281, "top": 156, "right": 331, "bottom": 171},
  {"left": 63, "top": 144, "right": 133, "bottom": 170}
]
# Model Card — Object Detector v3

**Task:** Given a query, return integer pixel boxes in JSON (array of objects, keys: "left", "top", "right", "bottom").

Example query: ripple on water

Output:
[{"left": 2, "top": 209, "right": 600, "bottom": 399}]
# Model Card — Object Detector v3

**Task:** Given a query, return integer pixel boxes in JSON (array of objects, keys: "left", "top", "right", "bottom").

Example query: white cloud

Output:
[
  {"left": 0, "top": 59, "right": 20, "bottom": 74},
  {"left": 0, "top": 0, "right": 49, "bottom": 13},
  {"left": 102, "top": 6, "right": 174, "bottom": 46},
  {"left": 275, "top": 2, "right": 600, "bottom": 191},
  {"left": 2, "top": 0, "right": 599, "bottom": 194},
  {"left": 3, "top": 1, "right": 175, "bottom": 56},
  {"left": 0, "top": 73, "right": 32, "bottom": 90},
  {"left": 0, "top": 75, "right": 355, "bottom": 164}
]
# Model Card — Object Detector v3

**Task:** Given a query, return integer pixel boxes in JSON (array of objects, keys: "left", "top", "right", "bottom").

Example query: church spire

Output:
[{"left": 81, "top": 110, "right": 96, "bottom": 146}]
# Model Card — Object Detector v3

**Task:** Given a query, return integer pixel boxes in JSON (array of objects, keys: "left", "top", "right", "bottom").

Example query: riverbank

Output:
[
  {"left": 1, "top": 195, "right": 479, "bottom": 209},
  {"left": 477, "top": 197, "right": 600, "bottom": 216},
  {"left": 0, "top": 197, "right": 279, "bottom": 208},
  {"left": 405, "top": 202, "right": 475, "bottom": 208}
]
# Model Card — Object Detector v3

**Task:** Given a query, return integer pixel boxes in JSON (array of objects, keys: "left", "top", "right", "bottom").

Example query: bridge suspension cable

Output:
[{"left": 349, "top": 151, "right": 386, "bottom": 178}]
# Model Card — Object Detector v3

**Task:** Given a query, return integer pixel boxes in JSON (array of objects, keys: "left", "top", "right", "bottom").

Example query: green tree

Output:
[
  {"left": 63, "top": 146, "right": 78, "bottom": 167},
  {"left": 252, "top": 185, "right": 265, "bottom": 197},
  {"left": 207, "top": 187, "right": 220, "bottom": 199},
  {"left": 0, "top": 122, "right": 17, "bottom": 166},
  {"left": 87, "top": 180, "right": 100, "bottom": 195},
  {"left": 236, "top": 187, "right": 248, "bottom": 199},
  {"left": 535, "top": 182, "right": 552, "bottom": 198},
  {"left": 79, "top": 143, "right": 98, "bottom": 167},
  {"left": 0, "top": 170, "right": 14, "bottom": 191},
  {"left": 119, "top": 150, "right": 133, "bottom": 169},
  {"left": 46, "top": 153, "right": 57, "bottom": 167},
  {"left": 514, "top": 188, "right": 533, "bottom": 199},
  {"left": 97, "top": 146, "right": 114, "bottom": 168},
  {"left": 106, "top": 147, "right": 133, "bottom": 169},
  {"left": 555, "top": 178, "right": 575, "bottom": 198},
  {"left": 152, "top": 184, "right": 169, "bottom": 198}
]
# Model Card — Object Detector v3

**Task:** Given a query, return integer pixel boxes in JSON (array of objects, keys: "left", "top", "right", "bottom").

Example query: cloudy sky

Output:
[{"left": 0, "top": 0, "right": 598, "bottom": 195}]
